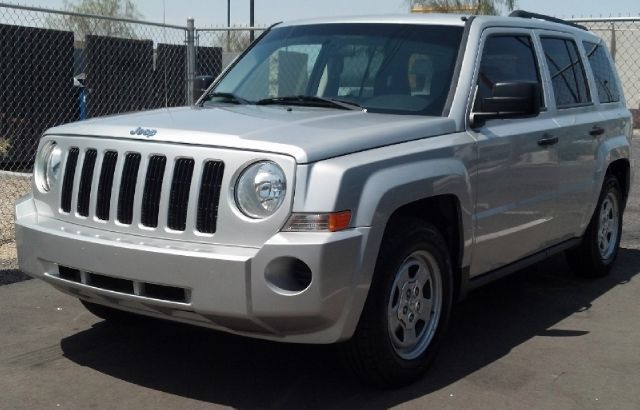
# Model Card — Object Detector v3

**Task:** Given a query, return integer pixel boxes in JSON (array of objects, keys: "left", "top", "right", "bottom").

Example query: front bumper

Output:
[{"left": 15, "top": 194, "right": 375, "bottom": 343}]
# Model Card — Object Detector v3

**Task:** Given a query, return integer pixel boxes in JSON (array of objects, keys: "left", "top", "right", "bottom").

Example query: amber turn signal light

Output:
[{"left": 282, "top": 210, "right": 352, "bottom": 232}]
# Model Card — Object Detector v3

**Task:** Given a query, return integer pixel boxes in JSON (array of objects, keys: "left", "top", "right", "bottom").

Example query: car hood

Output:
[{"left": 46, "top": 105, "right": 457, "bottom": 163}]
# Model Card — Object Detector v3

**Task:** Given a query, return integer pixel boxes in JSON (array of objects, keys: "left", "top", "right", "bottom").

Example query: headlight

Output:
[
  {"left": 235, "top": 161, "right": 287, "bottom": 218},
  {"left": 36, "top": 141, "right": 63, "bottom": 192}
]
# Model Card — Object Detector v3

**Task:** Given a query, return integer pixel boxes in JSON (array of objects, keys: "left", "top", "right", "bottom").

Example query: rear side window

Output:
[
  {"left": 475, "top": 35, "right": 543, "bottom": 109},
  {"left": 540, "top": 37, "right": 591, "bottom": 108},
  {"left": 583, "top": 41, "right": 620, "bottom": 103}
]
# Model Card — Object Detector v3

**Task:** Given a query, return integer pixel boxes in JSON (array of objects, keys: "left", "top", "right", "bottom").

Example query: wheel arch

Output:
[
  {"left": 384, "top": 195, "right": 464, "bottom": 300},
  {"left": 607, "top": 158, "right": 631, "bottom": 206}
]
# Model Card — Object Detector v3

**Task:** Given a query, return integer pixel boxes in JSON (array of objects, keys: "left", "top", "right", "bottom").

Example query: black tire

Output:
[
  {"left": 566, "top": 174, "right": 623, "bottom": 278},
  {"left": 80, "top": 299, "right": 142, "bottom": 324},
  {"left": 342, "top": 218, "right": 453, "bottom": 388}
]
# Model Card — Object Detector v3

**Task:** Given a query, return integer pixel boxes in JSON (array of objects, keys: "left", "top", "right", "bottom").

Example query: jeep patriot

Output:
[{"left": 16, "top": 11, "right": 633, "bottom": 386}]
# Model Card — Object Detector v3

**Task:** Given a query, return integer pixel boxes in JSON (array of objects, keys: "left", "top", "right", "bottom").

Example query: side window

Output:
[
  {"left": 583, "top": 41, "right": 620, "bottom": 103},
  {"left": 540, "top": 37, "right": 591, "bottom": 107},
  {"left": 475, "top": 35, "right": 543, "bottom": 111}
]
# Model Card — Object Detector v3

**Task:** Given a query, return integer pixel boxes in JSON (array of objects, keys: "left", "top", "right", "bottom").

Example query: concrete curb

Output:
[{"left": 0, "top": 170, "right": 32, "bottom": 178}]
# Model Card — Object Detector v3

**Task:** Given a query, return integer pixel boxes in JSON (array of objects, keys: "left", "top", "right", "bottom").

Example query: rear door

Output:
[{"left": 536, "top": 32, "right": 600, "bottom": 240}]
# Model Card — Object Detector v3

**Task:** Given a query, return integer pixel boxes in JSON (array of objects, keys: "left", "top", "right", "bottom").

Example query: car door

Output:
[
  {"left": 467, "top": 29, "right": 562, "bottom": 277},
  {"left": 537, "top": 32, "right": 600, "bottom": 241}
]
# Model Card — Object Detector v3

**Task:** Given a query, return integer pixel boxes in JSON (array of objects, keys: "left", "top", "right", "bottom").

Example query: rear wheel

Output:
[
  {"left": 343, "top": 218, "right": 453, "bottom": 388},
  {"left": 566, "top": 174, "right": 623, "bottom": 278}
]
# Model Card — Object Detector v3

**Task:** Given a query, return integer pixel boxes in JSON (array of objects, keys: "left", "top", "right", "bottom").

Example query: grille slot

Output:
[
  {"left": 167, "top": 158, "right": 195, "bottom": 231},
  {"left": 77, "top": 149, "right": 97, "bottom": 217},
  {"left": 117, "top": 153, "right": 141, "bottom": 224},
  {"left": 95, "top": 151, "right": 118, "bottom": 220},
  {"left": 196, "top": 161, "right": 225, "bottom": 234},
  {"left": 58, "top": 265, "right": 81, "bottom": 282},
  {"left": 141, "top": 155, "right": 167, "bottom": 228},
  {"left": 143, "top": 283, "right": 187, "bottom": 303},
  {"left": 60, "top": 147, "right": 79, "bottom": 213},
  {"left": 88, "top": 273, "right": 134, "bottom": 294}
]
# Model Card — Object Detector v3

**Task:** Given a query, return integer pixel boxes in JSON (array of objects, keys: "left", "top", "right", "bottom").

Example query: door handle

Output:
[
  {"left": 590, "top": 125, "right": 605, "bottom": 137},
  {"left": 537, "top": 134, "right": 559, "bottom": 147}
]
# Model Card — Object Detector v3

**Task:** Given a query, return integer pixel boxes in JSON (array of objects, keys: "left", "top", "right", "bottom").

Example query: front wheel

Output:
[
  {"left": 566, "top": 174, "right": 623, "bottom": 278},
  {"left": 342, "top": 218, "right": 453, "bottom": 388}
]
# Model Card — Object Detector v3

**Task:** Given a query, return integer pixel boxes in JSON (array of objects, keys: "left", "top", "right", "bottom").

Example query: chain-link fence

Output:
[
  {"left": 571, "top": 17, "right": 640, "bottom": 128},
  {"left": 0, "top": 3, "right": 181, "bottom": 248},
  {"left": 0, "top": 3, "right": 261, "bottom": 272},
  {"left": 196, "top": 27, "right": 266, "bottom": 77}
]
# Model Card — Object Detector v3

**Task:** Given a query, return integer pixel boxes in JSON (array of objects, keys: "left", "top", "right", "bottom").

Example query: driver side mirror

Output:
[
  {"left": 194, "top": 75, "right": 215, "bottom": 95},
  {"left": 471, "top": 81, "right": 541, "bottom": 127}
]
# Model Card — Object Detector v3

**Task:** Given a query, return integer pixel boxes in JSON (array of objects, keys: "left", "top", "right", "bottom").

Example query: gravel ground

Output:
[
  {"left": 0, "top": 172, "right": 31, "bottom": 243},
  {"left": 0, "top": 172, "right": 31, "bottom": 284}
]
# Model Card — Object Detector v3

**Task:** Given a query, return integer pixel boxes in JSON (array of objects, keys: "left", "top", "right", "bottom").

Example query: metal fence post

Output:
[
  {"left": 250, "top": 0, "right": 255, "bottom": 42},
  {"left": 610, "top": 21, "right": 617, "bottom": 62},
  {"left": 186, "top": 17, "right": 196, "bottom": 104}
]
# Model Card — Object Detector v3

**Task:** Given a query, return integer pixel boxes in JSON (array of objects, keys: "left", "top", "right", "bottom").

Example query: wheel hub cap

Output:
[
  {"left": 387, "top": 250, "right": 442, "bottom": 360},
  {"left": 597, "top": 192, "right": 619, "bottom": 260}
]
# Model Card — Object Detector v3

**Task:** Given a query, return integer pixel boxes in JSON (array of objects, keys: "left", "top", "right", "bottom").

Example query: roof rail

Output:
[{"left": 509, "top": 10, "right": 589, "bottom": 31}]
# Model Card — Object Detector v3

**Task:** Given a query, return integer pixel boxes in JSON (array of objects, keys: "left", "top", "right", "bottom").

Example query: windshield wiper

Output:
[
  {"left": 256, "top": 95, "right": 363, "bottom": 110},
  {"left": 202, "top": 92, "right": 250, "bottom": 105}
]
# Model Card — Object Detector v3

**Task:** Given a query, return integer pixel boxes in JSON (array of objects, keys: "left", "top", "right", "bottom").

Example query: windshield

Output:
[{"left": 207, "top": 23, "right": 464, "bottom": 116}]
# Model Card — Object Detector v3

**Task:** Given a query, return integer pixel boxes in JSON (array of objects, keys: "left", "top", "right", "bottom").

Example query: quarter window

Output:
[
  {"left": 583, "top": 41, "right": 620, "bottom": 103},
  {"left": 475, "top": 35, "right": 543, "bottom": 111},
  {"left": 540, "top": 37, "right": 591, "bottom": 107}
]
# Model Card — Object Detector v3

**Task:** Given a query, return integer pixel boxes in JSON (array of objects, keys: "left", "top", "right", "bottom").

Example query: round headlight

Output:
[
  {"left": 235, "top": 161, "right": 287, "bottom": 219},
  {"left": 36, "top": 141, "right": 63, "bottom": 192}
]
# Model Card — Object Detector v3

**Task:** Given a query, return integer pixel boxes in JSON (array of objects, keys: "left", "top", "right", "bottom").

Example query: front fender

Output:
[
  {"left": 358, "top": 158, "right": 473, "bottom": 229},
  {"left": 291, "top": 133, "right": 476, "bottom": 340}
]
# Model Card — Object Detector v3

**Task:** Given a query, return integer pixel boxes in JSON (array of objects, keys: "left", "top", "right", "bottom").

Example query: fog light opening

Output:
[{"left": 265, "top": 257, "right": 312, "bottom": 293}]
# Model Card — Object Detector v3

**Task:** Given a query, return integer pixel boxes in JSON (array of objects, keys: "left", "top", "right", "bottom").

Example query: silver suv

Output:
[{"left": 16, "top": 11, "right": 633, "bottom": 387}]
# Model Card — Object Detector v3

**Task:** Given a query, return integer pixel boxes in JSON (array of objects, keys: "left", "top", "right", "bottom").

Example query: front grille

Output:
[{"left": 58, "top": 147, "right": 224, "bottom": 233}]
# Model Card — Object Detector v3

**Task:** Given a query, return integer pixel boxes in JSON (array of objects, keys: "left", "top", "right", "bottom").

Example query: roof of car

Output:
[
  {"left": 277, "top": 13, "right": 598, "bottom": 39},
  {"left": 277, "top": 14, "right": 468, "bottom": 28}
]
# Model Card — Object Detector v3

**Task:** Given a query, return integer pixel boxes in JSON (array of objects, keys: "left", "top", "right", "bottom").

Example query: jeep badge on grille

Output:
[{"left": 130, "top": 127, "right": 157, "bottom": 137}]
